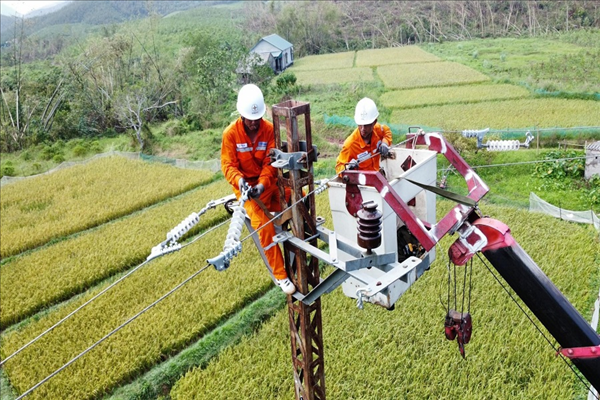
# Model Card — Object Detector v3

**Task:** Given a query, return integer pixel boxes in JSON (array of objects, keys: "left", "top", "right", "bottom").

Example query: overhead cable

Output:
[
  {"left": 1, "top": 217, "right": 230, "bottom": 367},
  {"left": 15, "top": 263, "right": 212, "bottom": 400}
]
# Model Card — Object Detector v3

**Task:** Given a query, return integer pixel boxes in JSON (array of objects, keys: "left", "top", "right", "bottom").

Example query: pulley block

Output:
[{"left": 444, "top": 309, "right": 472, "bottom": 358}]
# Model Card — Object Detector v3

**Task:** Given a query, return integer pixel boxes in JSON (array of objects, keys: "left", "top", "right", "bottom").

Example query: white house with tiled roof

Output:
[{"left": 250, "top": 34, "right": 294, "bottom": 74}]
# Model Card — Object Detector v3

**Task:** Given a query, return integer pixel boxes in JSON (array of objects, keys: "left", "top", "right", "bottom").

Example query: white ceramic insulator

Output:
[
  {"left": 486, "top": 140, "right": 521, "bottom": 152},
  {"left": 222, "top": 206, "right": 246, "bottom": 254},
  {"left": 166, "top": 212, "right": 200, "bottom": 242},
  {"left": 315, "top": 179, "right": 329, "bottom": 195}
]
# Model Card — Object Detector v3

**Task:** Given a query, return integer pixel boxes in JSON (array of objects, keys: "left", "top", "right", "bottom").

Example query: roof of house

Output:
[
  {"left": 258, "top": 34, "right": 292, "bottom": 50},
  {"left": 588, "top": 141, "right": 600, "bottom": 151}
]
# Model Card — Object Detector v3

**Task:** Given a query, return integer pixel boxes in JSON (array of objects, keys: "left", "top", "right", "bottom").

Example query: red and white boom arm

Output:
[{"left": 340, "top": 130, "right": 600, "bottom": 390}]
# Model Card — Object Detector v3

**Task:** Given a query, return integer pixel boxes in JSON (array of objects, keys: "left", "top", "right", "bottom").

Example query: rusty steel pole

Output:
[{"left": 272, "top": 100, "right": 325, "bottom": 400}]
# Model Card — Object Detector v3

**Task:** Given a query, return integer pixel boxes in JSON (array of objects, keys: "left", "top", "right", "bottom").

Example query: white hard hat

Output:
[
  {"left": 237, "top": 84, "right": 266, "bottom": 120},
  {"left": 354, "top": 97, "right": 379, "bottom": 125}
]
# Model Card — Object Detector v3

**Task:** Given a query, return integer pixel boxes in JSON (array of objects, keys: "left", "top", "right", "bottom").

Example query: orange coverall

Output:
[
  {"left": 221, "top": 117, "right": 287, "bottom": 280},
  {"left": 335, "top": 123, "right": 392, "bottom": 175}
]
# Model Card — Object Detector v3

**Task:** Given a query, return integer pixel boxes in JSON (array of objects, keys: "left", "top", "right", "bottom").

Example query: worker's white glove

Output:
[
  {"left": 249, "top": 183, "right": 265, "bottom": 198},
  {"left": 238, "top": 177, "right": 248, "bottom": 193},
  {"left": 379, "top": 142, "right": 390, "bottom": 158},
  {"left": 346, "top": 159, "right": 359, "bottom": 170}
]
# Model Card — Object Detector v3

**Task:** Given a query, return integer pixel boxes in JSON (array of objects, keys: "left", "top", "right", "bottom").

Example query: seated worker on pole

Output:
[
  {"left": 221, "top": 84, "right": 296, "bottom": 295},
  {"left": 335, "top": 97, "right": 392, "bottom": 176}
]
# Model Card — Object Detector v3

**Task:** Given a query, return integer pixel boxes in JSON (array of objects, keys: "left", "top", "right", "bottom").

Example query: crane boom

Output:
[{"left": 450, "top": 218, "right": 600, "bottom": 390}]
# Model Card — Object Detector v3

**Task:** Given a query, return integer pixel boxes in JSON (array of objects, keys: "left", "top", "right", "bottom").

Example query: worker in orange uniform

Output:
[
  {"left": 221, "top": 84, "right": 296, "bottom": 295},
  {"left": 335, "top": 97, "right": 392, "bottom": 175}
]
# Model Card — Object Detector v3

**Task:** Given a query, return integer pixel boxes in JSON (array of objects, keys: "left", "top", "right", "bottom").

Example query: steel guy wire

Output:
[
  {"left": 476, "top": 253, "right": 598, "bottom": 399},
  {"left": 15, "top": 262, "right": 213, "bottom": 400},
  {"left": 1, "top": 216, "right": 231, "bottom": 367}
]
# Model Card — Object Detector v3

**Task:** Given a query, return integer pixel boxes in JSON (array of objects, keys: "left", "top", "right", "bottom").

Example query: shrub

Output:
[
  {"left": 40, "top": 145, "right": 55, "bottom": 160},
  {"left": 72, "top": 144, "right": 88, "bottom": 157},
  {"left": 89, "top": 140, "right": 103, "bottom": 153},
  {"left": 1, "top": 161, "right": 15, "bottom": 177},
  {"left": 21, "top": 151, "right": 32, "bottom": 161},
  {"left": 533, "top": 150, "right": 585, "bottom": 180},
  {"left": 164, "top": 120, "right": 188, "bottom": 137}
]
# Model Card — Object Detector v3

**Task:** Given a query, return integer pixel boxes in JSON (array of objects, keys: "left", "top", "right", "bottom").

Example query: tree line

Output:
[
  {"left": 1, "top": 1, "right": 598, "bottom": 153},
  {"left": 242, "top": 1, "right": 599, "bottom": 56}
]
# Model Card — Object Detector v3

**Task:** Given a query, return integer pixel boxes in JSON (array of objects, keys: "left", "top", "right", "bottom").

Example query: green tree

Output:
[{"left": 181, "top": 31, "right": 245, "bottom": 129}]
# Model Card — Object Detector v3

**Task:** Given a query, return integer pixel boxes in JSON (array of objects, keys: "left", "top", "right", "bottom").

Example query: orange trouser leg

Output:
[{"left": 244, "top": 189, "right": 287, "bottom": 280}]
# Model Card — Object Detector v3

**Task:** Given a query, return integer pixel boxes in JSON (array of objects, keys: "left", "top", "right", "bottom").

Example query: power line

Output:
[
  {"left": 1, "top": 218, "right": 230, "bottom": 368},
  {"left": 438, "top": 155, "right": 595, "bottom": 172},
  {"left": 15, "top": 263, "right": 212, "bottom": 400}
]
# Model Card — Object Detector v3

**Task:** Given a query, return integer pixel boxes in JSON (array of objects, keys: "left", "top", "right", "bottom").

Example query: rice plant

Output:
[
  {"left": 0, "top": 180, "right": 231, "bottom": 328},
  {"left": 391, "top": 98, "right": 600, "bottom": 131},
  {"left": 378, "top": 61, "right": 490, "bottom": 89},
  {"left": 356, "top": 45, "right": 441, "bottom": 67},
  {"left": 170, "top": 204, "right": 598, "bottom": 400},
  {"left": 0, "top": 156, "right": 213, "bottom": 258},
  {"left": 293, "top": 67, "right": 374, "bottom": 86},
  {"left": 380, "top": 83, "right": 530, "bottom": 109},
  {"left": 290, "top": 51, "right": 355, "bottom": 71}
]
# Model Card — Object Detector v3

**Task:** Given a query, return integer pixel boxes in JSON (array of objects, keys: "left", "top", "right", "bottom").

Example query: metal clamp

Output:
[
  {"left": 270, "top": 141, "right": 318, "bottom": 170},
  {"left": 356, "top": 288, "right": 370, "bottom": 310},
  {"left": 560, "top": 345, "right": 600, "bottom": 360}
]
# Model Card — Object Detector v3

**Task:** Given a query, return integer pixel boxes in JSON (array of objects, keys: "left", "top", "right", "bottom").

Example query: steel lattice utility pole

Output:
[{"left": 272, "top": 100, "right": 325, "bottom": 400}]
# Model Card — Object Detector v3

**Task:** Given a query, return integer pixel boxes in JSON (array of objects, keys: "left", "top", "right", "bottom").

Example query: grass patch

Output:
[
  {"left": 0, "top": 136, "right": 136, "bottom": 178},
  {"left": 422, "top": 33, "right": 600, "bottom": 94},
  {"left": 440, "top": 149, "right": 599, "bottom": 213}
]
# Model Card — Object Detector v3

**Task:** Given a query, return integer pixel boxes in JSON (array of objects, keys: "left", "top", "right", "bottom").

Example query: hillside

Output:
[{"left": 0, "top": 1, "right": 237, "bottom": 43}]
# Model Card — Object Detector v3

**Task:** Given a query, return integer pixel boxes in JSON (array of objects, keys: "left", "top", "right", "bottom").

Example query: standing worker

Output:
[
  {"left": 221, "top": 84, "right": 296, "bottom": 295},
  {"left": 335, "top": 97, "right": 392, "bottom": 175}
]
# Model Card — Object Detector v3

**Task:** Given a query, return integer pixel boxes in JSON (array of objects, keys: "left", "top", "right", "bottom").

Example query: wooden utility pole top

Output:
[{"left": 271, "top": 100, "right": 325, "bottom": 400}]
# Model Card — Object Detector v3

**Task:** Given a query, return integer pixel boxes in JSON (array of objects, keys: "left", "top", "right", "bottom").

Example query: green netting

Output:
[
  {"left": 323, "top": 114, "right": 442, "bottom": 135},
  {"left": 482, "top": 126, "right": 600, "bottom": 140},
  {"left": 139, "top": 153, "right": 221, "bottom": 171},
  {"left": 140, "top": 153, "right": 177, "bottom": 165},
  {"left": 323, "top": 114, "right": 600, "bottom": 141}
]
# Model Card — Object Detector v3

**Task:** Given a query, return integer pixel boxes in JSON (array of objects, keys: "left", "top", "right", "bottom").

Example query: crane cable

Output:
[
  {"left": 476, "top": 253, "right": 599, "bottom": 400},
  {"left": 0, "top": 217, "right": 231, "bottom": 368},
  {"left": 14, "top": 262, "right": 213, "bottom": 400}
]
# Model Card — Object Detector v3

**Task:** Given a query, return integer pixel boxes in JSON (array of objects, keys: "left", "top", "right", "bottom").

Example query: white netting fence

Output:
[
  {"left": 0, "top": 151, "right": 221, "bottom": 188},
  {"left": 529, "top": 192, "right": 600, "bottom": 231}
]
